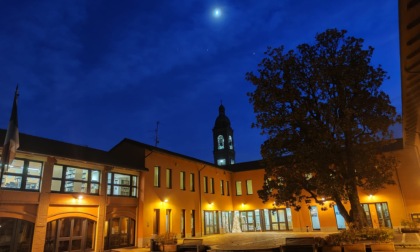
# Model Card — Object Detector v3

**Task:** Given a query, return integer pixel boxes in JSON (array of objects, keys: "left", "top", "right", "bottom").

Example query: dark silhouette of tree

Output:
[{"left": 246, "top": 29, "right": 400, "bottom": 229}]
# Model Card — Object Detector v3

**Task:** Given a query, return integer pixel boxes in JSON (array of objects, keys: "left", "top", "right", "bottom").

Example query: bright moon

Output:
[{"left": 213, "top": 8, "right": 221, "bottom": 18}]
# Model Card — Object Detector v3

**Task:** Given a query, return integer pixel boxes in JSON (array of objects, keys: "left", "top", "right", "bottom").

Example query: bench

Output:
[
  {"left": 281, "top": 237, "right": 319, "bottom": 252},
  {"left": 177, "top": 238, "right": 207, "bottom": 252}
]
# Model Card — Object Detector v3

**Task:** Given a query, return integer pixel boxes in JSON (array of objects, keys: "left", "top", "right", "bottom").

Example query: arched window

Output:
[
  {"left": 217, "top": 135, "right": 224, "bottom": 150},
  {"left": 0, "top": 218, "right": 34, "bottom": 252},
  {"left": 44, "top": 218, "right": 95, "bottom": 252}
]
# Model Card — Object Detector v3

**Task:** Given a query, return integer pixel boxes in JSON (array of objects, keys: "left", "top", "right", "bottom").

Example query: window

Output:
[
  {"left": 154, "top": 166, "right": 160, "bottom": 187},
  {"left": 203, "top": 176, "right": 208, "bottom": 193},
  {"left": 190, "top": 173, "right": 195, "bottom": 191},
  {"left": 107, "top": 173, "right": 138, "bottom": 197},
  {"left": 228, "top": 135, "right": 233, "bottom": 149},
  {"left": 166, "top": 168, "right": 172, "bottom": 189},
  {"left": 0, "top": 158, "right": 43, "bottom": 191},
  {"left": 246, "top": 180, "right": 253, "bottom": 195},
  {"left": 180, "top": 171, "right": 186, "bottom": 190},
  {"left": 217, "top": 135, "right": 224, "bottom": 149},
  {"left": 236, "top": 181, "right": 242, "bottom": 196},
  {"left": 220, "top": 180, "right": 224, "bottom": 195},
  {"left": 51, "top": 165, "right": 100, "bottom": 194},
  {"left": 226, "top": 181, "right": 230, "bottom": 196},
  {"left": 210, "top": 178, "right": 214, "bottom": 194},
  {"left": 217, "top": 159, "right": 226, "bottom": 166}
]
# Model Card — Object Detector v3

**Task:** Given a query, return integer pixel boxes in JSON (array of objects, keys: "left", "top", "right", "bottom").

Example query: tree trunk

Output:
[{"left": 347, "top": 182, "right": 369, "bottom": 229}]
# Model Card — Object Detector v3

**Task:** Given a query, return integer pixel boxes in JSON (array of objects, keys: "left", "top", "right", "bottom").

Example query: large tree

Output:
[{"left": 246, "top": 29, "right": 400, "bottom": 229}]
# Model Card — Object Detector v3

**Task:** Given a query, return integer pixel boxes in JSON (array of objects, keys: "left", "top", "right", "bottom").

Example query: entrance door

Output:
[
  {"left": 362, "top": 203, "right": 392, "bottom": 228},
  {"left": 45, "top": 218, "right": 95, "bottom": 252},
  {"left": 239, "top": 211, "right": 255, "bottom": 231},
  {"left": 105, "top": 217, "right": 135, "bottom": 249},
  {"left": 204, "top": 211, "right": 218, "bottom": 235},
  {"left": 153, "top": 209, "right": 160, "bottom": 235},
  {"left": 310, "top": 206, "right": 321, "bottom": 230}
]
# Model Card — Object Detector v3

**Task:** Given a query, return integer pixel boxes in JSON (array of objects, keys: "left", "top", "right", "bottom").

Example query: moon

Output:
[{"left": 213, "top": 8, "right": 221, "bottom": 18}]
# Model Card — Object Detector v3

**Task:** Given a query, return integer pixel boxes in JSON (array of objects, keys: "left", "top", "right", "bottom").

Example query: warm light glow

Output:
[
  {"left": 369, "top": 194, "right": 373, "bottom": 199},
  {"left": 164, "top": 199, "right": 168, "bottom": 203},
  {"left": 78, "top": 195, "right": 83, "bottom": 200}
]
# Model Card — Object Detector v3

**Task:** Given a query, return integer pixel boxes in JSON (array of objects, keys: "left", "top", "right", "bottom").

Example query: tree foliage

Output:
[{"left": 246, "top": 29, "right": 400, "bottom": 229}]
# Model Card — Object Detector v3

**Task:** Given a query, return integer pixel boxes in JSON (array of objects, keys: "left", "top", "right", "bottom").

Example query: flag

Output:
[{"left": 1, "top": 86, "right": 19, "bottom": 166}]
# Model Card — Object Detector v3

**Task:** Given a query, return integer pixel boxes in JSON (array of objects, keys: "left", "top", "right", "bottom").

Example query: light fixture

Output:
[{"left": 73, "top": 194, "right": 83, "bottom": 200}]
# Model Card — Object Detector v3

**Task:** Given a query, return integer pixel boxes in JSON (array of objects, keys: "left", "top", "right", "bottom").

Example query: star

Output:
[{"left": 213, "top": 8, "right": 221, "bottom": 18}]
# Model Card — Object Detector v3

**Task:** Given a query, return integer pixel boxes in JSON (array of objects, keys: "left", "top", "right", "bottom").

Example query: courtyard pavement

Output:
[{"left": 111, "top": 231, "right": 420, "bottom": 252}]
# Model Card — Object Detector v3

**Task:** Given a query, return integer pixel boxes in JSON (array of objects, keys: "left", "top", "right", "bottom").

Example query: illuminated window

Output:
[
  {"left": 180, "top": 171, "right": 186, "bottom": 190},
  {"left": 228, "top": 135, "right": 233, "bottom": 149},
  {"left": 190, "top": 173, "right": 195, "bottom": 192},
  {"left": 217, "top": 159, "right": 226, "bottom": 166},
  {"left": 166, "top": 168, "right": 172, "bottom": 189},
  {"left": 220, "top": 180, "right": 224, "bottom": 195},
  {"left": 217, "top": 135, "right": 224, "bottom": 150},
  {"left": 107, "top": 173, "right": 138, "bottom": 197},
  {"left": 236, "top": 181, "right": 242, "bottom": 196},
  {"left": 51, "top": 165, "right": 100, "bottom": 194},
  {"left": 226, "top": 181, "right": 230, "bottom": 196},
  {"left": 246, "top": 180, "right": 253, "bottom": 195},
  {"left": 203, "top": 176, "right": 208, "bottom": 193},
  {"left": 154, "top": 166, "right": 160, "bottom": 187},
  {"left": 210, "top": 178, "right": 214, "bottom": 194},
  {"left": 0, "top": 158, "right": 42, "bottom": 191}
]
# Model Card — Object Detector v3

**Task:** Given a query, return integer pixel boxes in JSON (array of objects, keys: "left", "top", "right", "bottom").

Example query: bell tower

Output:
[{"left": 213, "top": 104, "right": 235, "bottom": 166}]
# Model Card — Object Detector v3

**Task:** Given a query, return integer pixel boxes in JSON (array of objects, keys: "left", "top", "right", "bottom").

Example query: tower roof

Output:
[{"left": 214, "top": 104, "right": 231, "bottom": 129}]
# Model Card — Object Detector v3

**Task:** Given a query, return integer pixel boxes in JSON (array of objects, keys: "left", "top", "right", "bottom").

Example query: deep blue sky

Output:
[{"left": 0, "top": 0, "right": 401, "bottom": 163}]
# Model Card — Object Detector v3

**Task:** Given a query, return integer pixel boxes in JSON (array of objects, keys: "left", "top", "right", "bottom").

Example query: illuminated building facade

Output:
[{"left": 0, "top": 1, "right": 418, "bottom": 251}]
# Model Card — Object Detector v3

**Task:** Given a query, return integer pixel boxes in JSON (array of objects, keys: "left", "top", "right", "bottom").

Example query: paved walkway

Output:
[{"left": 111, "top": 231, "right": 420, "bottom": 252}]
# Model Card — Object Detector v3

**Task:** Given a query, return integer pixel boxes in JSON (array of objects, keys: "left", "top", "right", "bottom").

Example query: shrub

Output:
[{"left": 324, "top": 227, "right": 393, "bottom": 245}]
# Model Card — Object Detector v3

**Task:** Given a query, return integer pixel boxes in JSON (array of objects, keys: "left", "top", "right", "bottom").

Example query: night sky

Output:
[{"left": 0, "top": 0, "right": 400, "bottom": 163}]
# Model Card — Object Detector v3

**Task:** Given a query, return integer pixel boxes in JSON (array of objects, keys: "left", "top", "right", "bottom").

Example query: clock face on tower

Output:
[{"left": 217, "top": 135, "right": 224, "bottom": 150}]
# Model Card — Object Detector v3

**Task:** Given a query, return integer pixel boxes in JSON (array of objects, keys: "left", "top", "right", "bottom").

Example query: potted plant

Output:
[{"left": 401, "top": 219, "right": 420, "bottom": 233}]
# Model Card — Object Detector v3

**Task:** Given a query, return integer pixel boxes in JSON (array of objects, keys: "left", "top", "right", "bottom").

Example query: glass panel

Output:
[
  {"left": 86, "top": 220, "right": 95, "bottom": 249},
  {"left": 72, "top": 239, "right": 82, "bottom": 250},
  {"left": 108, "top": 173, "right": 112, "bottom": 184},
  {"left": 27, "top": 161, "right": 42, "bottom": 176},
  {"left": 59, "top": 241, "right": 69, "bottom": 251},
  {"left": 65, "top": 181, "right": 87, "bottom": 193},
  {"left": 90, "top": 183, "right": 99, "bottom": 194},
  {"left": 91, "top": 170, "right": 100, "bottom": 183},
  {"left": 114, "top": 174, "right": 130, "bottom": 185},
  {"left": 60, "top": 219, "right": 71, "bottom": 237},
  {"left": 131, "top": 187, "right": 137, "bottom": 197},
  {"left": 310, "top": 206, "right": 321, "bottom": 230},
  {"left": 66, "top": 167, "right": 88, "bottom": 181},
  {"left": 236, "top": 181, "right": 242, "bottom": 195},
  {"left": 246, "top": 180, "right": 253, "bottom": 194},
  {"left": 8, "top": 159, "right": 24, "bottom": 174},
  {"left": 132, "top": 176, "right": 137, "bottom": 187},
  {"left": 73, "top": 218, "right": 83, "bottom": 236},
  {"left": 286, "top": 208, "right": 293, "bottom": 230},
  {"left": 25, "top": 177, "right": 40, "bottom": 190},
  {"left": 49, "top": 180, "right": 60, "bottom": 192},
  {"left": 2, "top": 175, "right": 22, "bottom": 188},
  {"left": 52, "top": 165, "right": 63, "bottom": 178},
  {"left": 111, "top": 219, "right": 119, "bottom": 234},
  {"left": 107, "top": 185, "right": 111, "bottom": 195}
]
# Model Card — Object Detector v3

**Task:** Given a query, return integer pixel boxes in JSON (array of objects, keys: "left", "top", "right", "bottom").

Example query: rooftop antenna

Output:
[{"left": 155, "top": 121, "right": 160, "bottom": 147}]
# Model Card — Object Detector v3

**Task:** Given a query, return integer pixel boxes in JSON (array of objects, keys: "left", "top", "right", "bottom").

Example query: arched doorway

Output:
[
  {"left": 44, "top": 217, "right": 96, "bottom": 252},
  {"left": 0, "top": 218, "right": 34, "bottom": 252}
]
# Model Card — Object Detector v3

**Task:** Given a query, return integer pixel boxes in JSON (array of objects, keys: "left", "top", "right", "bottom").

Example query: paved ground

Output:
[{"left": 111, "top": 231, "right": 420, "bottom": 251}]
